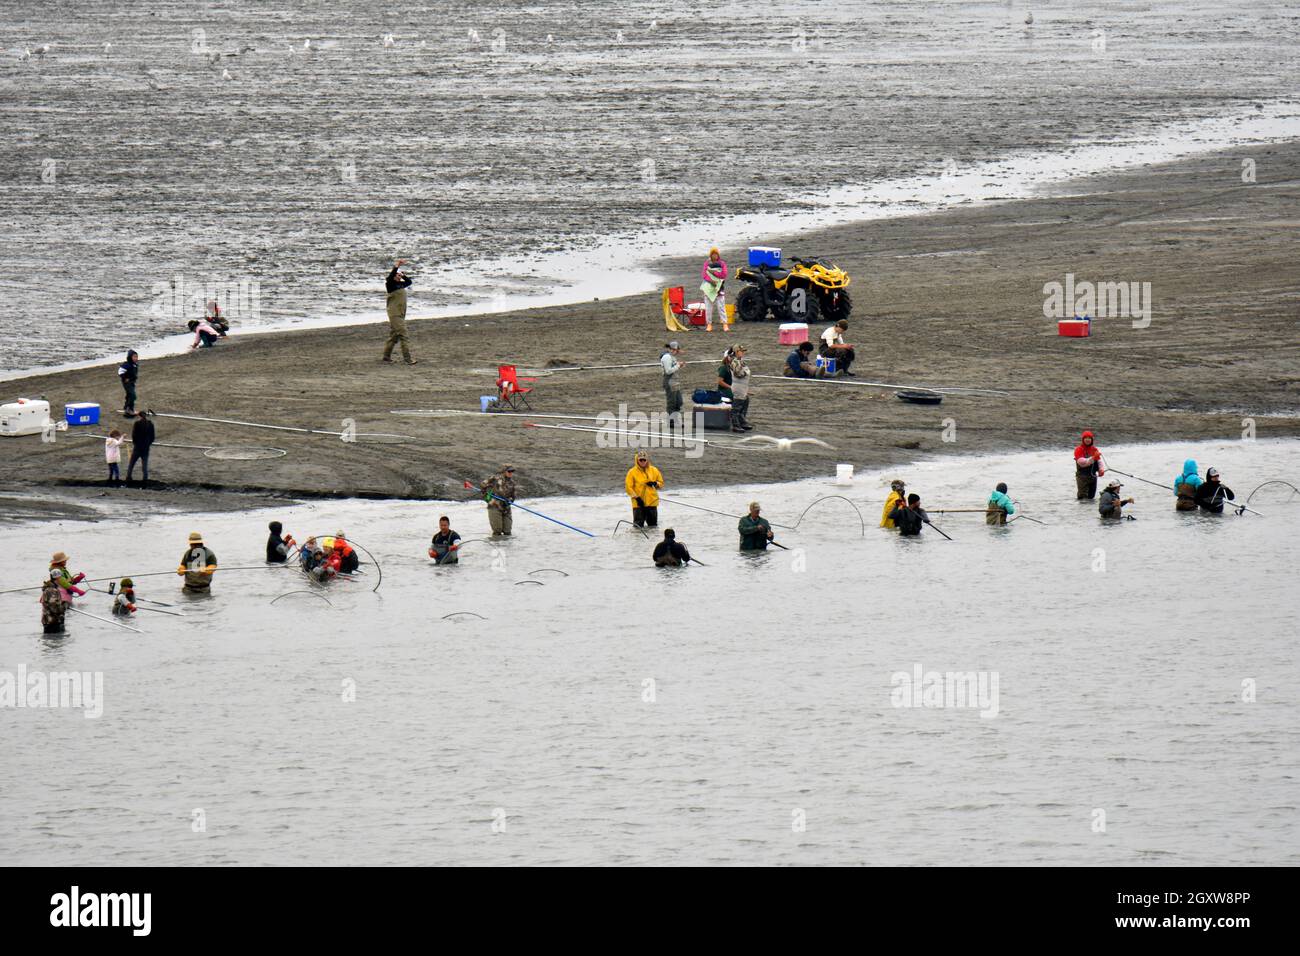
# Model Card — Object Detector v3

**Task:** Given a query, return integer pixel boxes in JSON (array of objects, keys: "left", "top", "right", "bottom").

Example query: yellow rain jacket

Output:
[
  {"left": 625, "top": 461, "right": 665, "bottom": 508},
  {"left": 880, "top": 491, "right": 904, "bottom": 528}
]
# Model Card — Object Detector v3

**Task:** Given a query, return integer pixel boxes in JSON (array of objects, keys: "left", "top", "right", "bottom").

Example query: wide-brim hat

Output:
[
  {"left": 51, "top": 551, "right": 68, "bottom": 564},
  {"left": 188, "top": 531, "right": 203, "bottom": 543}
]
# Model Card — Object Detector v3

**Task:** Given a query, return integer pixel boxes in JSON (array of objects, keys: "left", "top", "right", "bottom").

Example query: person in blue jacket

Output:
[
  {"left": 986, "top": 483, "right": 1016, "bottom": 525},
  {"left": 1173, "top": 459, "right": 1202, "bottom": 511}
]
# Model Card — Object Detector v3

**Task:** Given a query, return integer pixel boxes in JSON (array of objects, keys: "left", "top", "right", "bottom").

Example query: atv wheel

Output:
[
  {"left": 822, "top": 288, "right": 852, "bottom": 323},
  {"left": 784, "top": 286, "right": 821, "bottom": 326},
  {"left": 736, "top": 285, "right": 767, "bottom": 322}
]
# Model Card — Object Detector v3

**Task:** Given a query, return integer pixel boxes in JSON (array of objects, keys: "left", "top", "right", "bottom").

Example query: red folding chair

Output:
[
  {"left": 667, "top": 286, "right": 707, "bottom": 327},
  {"left": 496, "top": 363, "right": 537, "bottom": 412}
]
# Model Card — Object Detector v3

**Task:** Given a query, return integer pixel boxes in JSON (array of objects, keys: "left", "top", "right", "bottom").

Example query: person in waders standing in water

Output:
[
  {"left": 1073, "top": 430, "right": 1104, "bottom": 499},
  {"left": 1173, "top": 459, "right": 1202, "bottom": 511},
  {"left": 177, "top": 531, "right": 218, "bottom": 594},
  {"left": 382, "top": 258, "right": 418, "bottom": 365},
  {"left": 481, "top": 465, "right": 517, "bottom": 536},
  {"left": 40, "top": 578, "right": 66, "bottom": 634}
]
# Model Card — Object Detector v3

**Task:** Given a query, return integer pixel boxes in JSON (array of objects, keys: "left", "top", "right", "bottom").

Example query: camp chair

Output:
[
  {"left": 662, "top": 288, "right": 690, "bottom": 332},
  {"left": 496, "top": 364, "right": 537, "bottom": 412},
  {"left": 664, "top": 286, "right": 706, "bottom": 329}
]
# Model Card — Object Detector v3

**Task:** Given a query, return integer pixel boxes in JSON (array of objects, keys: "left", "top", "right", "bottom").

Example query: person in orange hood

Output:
[{"left": 1073, "top": 430, "right": 1105, "bottom": 500}]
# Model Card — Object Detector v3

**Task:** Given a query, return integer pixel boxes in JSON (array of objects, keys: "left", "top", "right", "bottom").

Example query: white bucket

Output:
[{"left": 835, "top": 463, "right": 854, "bottom": 485}]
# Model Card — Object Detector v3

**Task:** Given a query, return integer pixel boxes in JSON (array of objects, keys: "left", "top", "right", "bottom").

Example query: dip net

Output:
[{"left": 204, "top": 445, "right": 287, "bottom": 460}]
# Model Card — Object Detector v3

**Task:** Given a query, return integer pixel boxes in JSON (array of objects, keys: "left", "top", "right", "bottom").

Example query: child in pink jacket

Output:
[{"left": 105, "top": 429, "right": 125, "bottom": 483}]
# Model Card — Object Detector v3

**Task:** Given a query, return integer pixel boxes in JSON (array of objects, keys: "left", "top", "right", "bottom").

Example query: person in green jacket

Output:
[
  {"left": 738, "top": 501, "right": 773, "bottom": 551},
  {"left": 986, "top": 483, "right": 1016, "bottom": 525}
]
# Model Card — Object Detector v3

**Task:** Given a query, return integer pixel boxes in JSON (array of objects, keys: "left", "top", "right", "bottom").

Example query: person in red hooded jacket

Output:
[{"left": 1073, "top": 430, "right": 1105, "bottom": 499}]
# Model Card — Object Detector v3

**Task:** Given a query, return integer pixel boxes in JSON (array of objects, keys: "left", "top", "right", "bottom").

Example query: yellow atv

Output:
[{"left": 735, "top": 256, "right": 852, "bottom": 324}]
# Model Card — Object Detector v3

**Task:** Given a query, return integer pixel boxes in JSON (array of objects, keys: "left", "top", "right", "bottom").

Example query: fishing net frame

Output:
[{"left": 203, "top": 445, "right": 288, "bottom": 460}]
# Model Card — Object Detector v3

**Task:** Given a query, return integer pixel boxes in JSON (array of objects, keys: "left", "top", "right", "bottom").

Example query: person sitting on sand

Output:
[
  {"left": 819, "top": 320, "right": 856, "bottom": 375},
  {"left": 1098, "top": 479, "right": 1134, "bottom": 519},
  {"left": 784, "top": 341, "right": 823, "bottom": 378},
  {"left": 986, "top": 483, "right": 1016, "bottom": 525},
  {"left": 429, "top": 516, "right": 461, "bottom": 565},
  {"left": 652, "top": 528, "right": 693, "bottom": 567},
  {"left": 188, "top": 318, "right": 221, "bottom": 349},
  {"left": 1194, "top": 467, "right": 1236, "bottom": 514}
]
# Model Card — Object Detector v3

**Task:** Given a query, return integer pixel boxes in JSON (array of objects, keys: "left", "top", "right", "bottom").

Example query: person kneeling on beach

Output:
[
  {"left": 177, "top": 531, "right": 218, "bottom": 593},
  {"left": 889, "top": 494, "right": 932, "bottom": 537},
  {"left": 784, "top": 341, "right": 824, "bottom": 378},
  {"left": 653, "top": 528, "right": 693, "bottom": 567},
  {"left": 429, "top": 516, "right": 461, "bottom": 565},
  {"left": 987, "top": 483, "right": 1016, "bottom": 525},
  {"left": 1098, "top": 479, "right": 1134, "bottom": 520},
  {"left": 188, "top": 318, "right": 221, "bottom": 349},
  {"left": 738, "top": 502, "right": 774, "bottom": 551}
]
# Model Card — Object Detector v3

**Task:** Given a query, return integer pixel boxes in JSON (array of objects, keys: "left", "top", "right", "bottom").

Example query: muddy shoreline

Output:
[{"left": 3, "top": 142, "right": 1298, "bottom": 519}]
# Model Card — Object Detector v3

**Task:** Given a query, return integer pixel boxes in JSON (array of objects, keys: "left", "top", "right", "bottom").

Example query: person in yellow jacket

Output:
[
  {"left": 880, "top": 479, "right": 906, "bottom": 529},
  {"left": 625, "top": 451, "right": 664, "bottom": 529}
]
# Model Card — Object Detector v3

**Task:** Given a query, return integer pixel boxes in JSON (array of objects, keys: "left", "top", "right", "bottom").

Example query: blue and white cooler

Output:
[{"left": 65, "top": 402, "right": 101, "bottom": 426}]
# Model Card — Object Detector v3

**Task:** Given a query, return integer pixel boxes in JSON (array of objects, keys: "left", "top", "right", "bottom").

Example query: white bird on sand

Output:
[
  {"left": 1025, "top": 12, "right": 1034, "bottom": 25},
  {"left": 737, "top": 436, "right": 833, "bottom": 451},
  {"left": 303, "top": 38, "right": 312, "bottom": 50},
  {"left": 221, "top": 68, "right": 233, "bottom": 81},
  {"left": 103, "top": 42, "right": 112, "bottom": 53},
  {"left": 383, "top": 34, "right": 395, "bottom": 48}
]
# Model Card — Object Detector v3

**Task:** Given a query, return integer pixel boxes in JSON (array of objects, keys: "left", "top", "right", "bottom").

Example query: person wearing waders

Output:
[
  {"left": 126, "top": 411, "right": 155, "bottom": 484},
  {"left": 266, "top": 521, "right": 296, "bottom": 563},
  {"left": 111, "top": 578, "right": 137, "bottom": 617},
  {"left": 381, "top": 258, "right": 418, "bottom": 365},
  {"left": 39, "top": 578, "right": 66, "bottom": 634},
  {"left": 117, "top": 349, "right": 139, "bottom": 415},
  {"left": 333, "top": 531, "right": 359, "bottom": 574},
  {"left": 481, "top": 465, "right": 517, "bottom": 536},
  {"left": 48, "top": 552, "right": 87, "bottom": 604},
  {"left": 1194, "top": 467, "right": 1236, "bottom": 514},
  {"left": 1173, "top": 459, "right": 1202, "bottom": 512},
  {"left": 1098, "top": 479, "right": 1134, "bottom": 519},
  {"left": 177, "top": 531, "right": 218, "bottom": 593},
  {"left": 727, "top": 344, "right": 754, "bottom": 431},
  {"left": 661, "top": 341, "right": 683, "bottom": 437},
  {"left": 652, "top": 528, "right": 693, "bottom": 567},
  {"left": 890, "top": 494, "right": 932, "bottom": 537},
  {"left": 738, "top": 501, "right": 773, "bottom": 551},
  {"left": 1073, "top": 430, "right": 1104, "bottom": 499},
  {"left": 986, "top": 483, "right": 1015, "bottom": 525},
  {"left": 881, "top": 479, "right": 906, "bottom": 529},
  {"left": 429, "top": 516, "right": 461, "bottom": 565},
  {"left": 625, "top": 451, "right": 664, "bottom": 529}
]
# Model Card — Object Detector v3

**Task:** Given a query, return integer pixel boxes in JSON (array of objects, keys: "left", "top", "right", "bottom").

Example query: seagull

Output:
[
  {"left": 103, "top": 42, "right": 112, "bottom": 54},
  {"left": 221, "top": 68, "right": 233, "bottom": 81},
  {"left": 468, "top": 28, "right": 481, "bottom": 43},
  {"left": 736, "top": 435, "right": 833, "bottom": 451},
  {"left": 1025, "top": 12, "right": 1034, "bottom": 25},
  {"left": 383, "top": 34, "right": 395, "bottom": 48},
  {"left": 33, "top": 44, "right": 51, "bottom": 57},
  {"left": 649, "top": 20, "right": 657, "bottom": 30},
  {"left": 303, "top": 38, "right": 312, "bottom": 50}
]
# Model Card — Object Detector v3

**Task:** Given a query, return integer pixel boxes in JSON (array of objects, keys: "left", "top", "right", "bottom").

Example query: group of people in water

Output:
[{"left": 1072, "top": 431, "right": 1237, "bottom": 519}]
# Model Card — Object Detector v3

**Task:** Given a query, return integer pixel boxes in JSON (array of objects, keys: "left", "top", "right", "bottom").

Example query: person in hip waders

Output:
[
  {"left": 986, "top": 483, "right": 1015, "bottom": 525},
  {"left": 625, "top": 451, "right": 664, "bottom": 529},
  {"left": 726, "top": 344, "right": 754, "bottom": 432},
  {"left": 700, "top": 247, "right": 728, "bottom": 332},
  {"left": 661, "top": 341, "right": 683, "bottom": 434},
  {"left": 481, "top": 465, "right": 517, "bottom": 535},
  {"left": 177, "top": 531, "right": 218, "bottom": 593},
  {"left": 1073, "top": 430, "right": 1104, "bottom": 499},
  {"left": 382, "top": 258, "right": 418, "bottom": 365}
]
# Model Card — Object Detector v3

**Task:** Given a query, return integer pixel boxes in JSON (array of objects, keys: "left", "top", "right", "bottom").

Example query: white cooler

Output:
[{"left": 0, "top": 398, "right": 53, "bottom": 437}]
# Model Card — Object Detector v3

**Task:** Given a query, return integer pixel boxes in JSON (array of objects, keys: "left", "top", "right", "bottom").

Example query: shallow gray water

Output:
[
  {"left": 2, "top": 439, "right": 1297, "bottom": 865},
  {"left": 3, "top": 0, "right": 1299, "bottom": 371}
]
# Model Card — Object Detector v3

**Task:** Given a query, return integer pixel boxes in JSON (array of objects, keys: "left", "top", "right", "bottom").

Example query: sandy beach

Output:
[{"left": 2, "top": 140, "right": 1298, "bottom": 515}]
